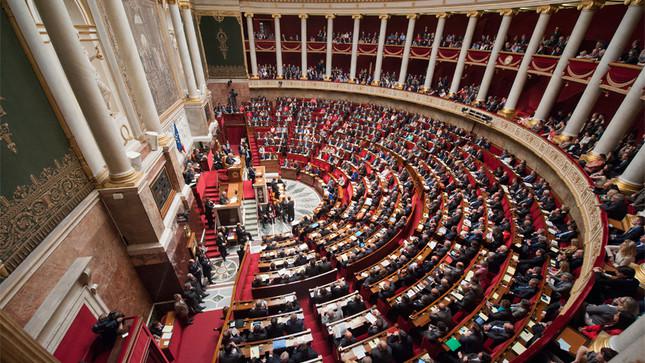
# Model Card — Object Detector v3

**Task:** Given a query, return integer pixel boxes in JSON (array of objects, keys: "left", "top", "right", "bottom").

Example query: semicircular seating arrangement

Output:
[{"left": 214, "top": 96, "right": 601, "bottom": 363}]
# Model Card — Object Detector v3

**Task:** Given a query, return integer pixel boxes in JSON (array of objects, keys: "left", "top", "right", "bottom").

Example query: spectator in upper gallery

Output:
[
  {"left": 588, "top": 266, "right": 639, "bottom": 303},
  {"left": 609, "top": 217, "right": 643, "bottom": 245},
  {"left": 605, "top": 239, "right": 637, "bottom": 267},
  {"left": 602, "top": 191, "right": 628, "bottom": 220}
]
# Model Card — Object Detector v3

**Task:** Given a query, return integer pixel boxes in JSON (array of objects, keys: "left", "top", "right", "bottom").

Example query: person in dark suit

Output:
[
  {"left": 589, "top": 266, "right": 639, "bottom": 303},
  {"left": 246, "top": 324, "right": 267, "bottom": 342},
  {"left": 345, "top": 294, "right": 366, "bottom": 316},
  {"left": 248, "top": 166, "right": 256, "bottom": 185},
  {"left": 370, "top": 340, "right": 393, "bottom": 363},
  {"left": 305, "top": 260, "right": 319, "bottom": 277},
  {"left": 218, "top": 343, "right": 243, "bottom": 363},
  {"left": 510, "top": 278, "right": 539, "bottom": 299},
  {"left": 289, "top": 343, "right": 317, "bottom": 363},
  {"left": 388, "top": 331, "right": 413, "bottom": 362},
  {"left": 459, "top": 324, "right": 484, "bottom": 354},
  {"left": 266, "top": 317, "right": 285, "bottom": 339},
  {"left": 188, "top": 259, "right": 204, "bottom": 289},
  {"left": 204, "top": 198, "right": 215, "bottom": 229},
  {"left": 484, "top": 321, "right": 514, "bottom": 344},
  {"left": 284, "top": 314, "right": 304, "bottom": 334},
  {"left": 610, "top": 217, "right": 643, "bottom": 245},
  {"left": 287, "top": 197, "right": 295, "bottom": 222},
  {"left": 603, "top": 193, "right": 628, "bottom": 220},
  {"left": 338, "top": 331, "right": 355, "bottom": 347},
  {"left": 318, "top": 257, "right": 332, "bottom": 273}
]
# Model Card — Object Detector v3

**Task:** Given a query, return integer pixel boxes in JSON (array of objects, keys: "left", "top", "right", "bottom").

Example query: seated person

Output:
[
  {"left": 284, "top": 313, "right": 304, "bottom": 334},
  {"left": 289, "top": 342, "right": 318, "bottom": 363},
  {"left": 345, "top": 294, "right": 366, "bottom": 316},
  {"left": 370, "top": 340, "right": 393, "bottom": 363},
  {"left": 338, "top": 330, "right": 356, "bottom": 347},
  {"left": 605, "top": 240, "right": 637, "bottom": 267},
  {"left": 219, "top": 343, "right": 243, "bottom": 363},
  {"left": 367, "top": 317, "right": 388, "bottom": 335},
  {"left": 483, "top": 320, "right": 514, "bottom": 344}
]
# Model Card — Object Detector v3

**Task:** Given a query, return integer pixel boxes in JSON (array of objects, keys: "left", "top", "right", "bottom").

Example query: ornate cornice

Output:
[
  {"left": 352, "top": 14, "right": 363, "bottom": 19},
  {"left": 244, "top": 12, "right": 254, "bottom": 18},
  {"left": 272, "top": 14, "right": 281, "bottom": 18},
  {"left": 624, "top": 0, "right": 642, "bottom": 5},
  {"left": 436, "top": 12, "right": 450, "bottom": 19},
  {"left": 498, "top": 8, "right": 517, "bottom": 16},
  {"left": 406, "top": 14, "right": 417, "bottom": 20},
  {"left": 578, "top": 0, "right": 605, "bottom": 10},
  {"left": 536, "top": 4, "right": 559, "bottom": 13},
  {"left": 299, "top": 13, "right": 309, "bottom": 19},
  {"left": 378, "top": 14, "right": 390, "bottom": 20},
  {"left": 325, "top": 14, "right": 336, "bottom": 19},
  {"left": 466, "top": 10, "right": 482, "bottom": 17}
]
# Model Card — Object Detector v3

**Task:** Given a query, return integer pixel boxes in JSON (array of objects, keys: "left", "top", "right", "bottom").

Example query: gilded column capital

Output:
[
  {"left": 326, "top": 14, "right": 336, "bottom": 19},
  {"left": 379, "top": 14, "right": 390, "bottom": 20},
  {"left": 436, "top": 12, "right": 450, "bottom": 19},
  {"left": 272, "top": 14, "right": 281, "bottom": 19},
  {"left": 166, "top": 0, "right": 177, "bottom": 4},
  {"left": 245, "top": 12, "right": 254, "bottom": 18},
  {"left": 498, "top": 8, "right": 517, "bottom": 16},
  {"left": 299, "top": 14, "right": 309, "bottom": 19},
  {"left": 466, "top": 11, "right": 482, "bottom": 18},
  {"left": 536, "top": 5, "right": 559, "bottom": 14},
  {"left": 352, "top": 14, "right": 363, "bottom": 20},
  {"left": 624, "top": 0, "right": 642, "bottom": 6},
  {"left": 406, "top": 14, "right": 418, "bottom": 20},
  {"left": 578, "top": 0, "right": 605, "bottom": 10},
  {"left": 178, "top": 0, "right": 191, "bottom": 9}
]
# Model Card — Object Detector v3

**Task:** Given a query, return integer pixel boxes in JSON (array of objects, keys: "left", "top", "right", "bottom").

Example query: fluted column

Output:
[
  {"left": 397, "top": 14, "right": 417, "bottom": 89},
  {"left": 245, "top": 13, "right": 259, "bottom": 79},
  {"left": 180, "top": 2, "right": 207, "bottom": 94},
  {"left": 350, "top": 15, "right": 362, "bottom": 81},
  {"left": 170, "top": 1, "right": 199, "bottom": 98},
  {"left": 34, "top": 0, "right": 136, "bottom": 183},
  {"left": 448, "top": 11, "right": 480, "bottom": 96},
  {"left": 532, "top": 0, "right": 601, "bottom": 122},
  {"left": 273, "top": 14, "right": 284, "bottom": 79},
  {"left": 500, "top": 5, "right": 556, "bottom": 116},
  {"left": 325, "top": 15, "right": 334, "bottom": 80},
  {"left": 6, "top": 0, "right": 105, "bottom": 178},
  {"left": 589, "top": 68, "right": 645, "bottom": 157},
  {"left": 475, "top": 9, "right": 514, "bottom": 104},
  {"left": 105, "top": 0, "right": 168, "bottom": 144},
  {"left": 422, "top": 13, "right": 448, "bottom": 92},
  {"left": 616, "top": 144, "right": 645, "bottom": 193},
  {"left": 561, "top": 1, "right": 643, "bottom": 138},
  {"left": 372, "top": 15, "right": 389, "bottom": 85},
  {"left": 300, "top": 14, "right": 308, "bottom": 79}
]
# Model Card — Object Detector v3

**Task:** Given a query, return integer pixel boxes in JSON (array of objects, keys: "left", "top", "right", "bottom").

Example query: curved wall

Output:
[{"left": 247, "top": 79, "right": 607, "bottom": 357}]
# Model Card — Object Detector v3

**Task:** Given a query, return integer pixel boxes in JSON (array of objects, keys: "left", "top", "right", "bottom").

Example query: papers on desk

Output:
[
  {"left": 365, "top": 312, "right": 377, "bottom": 324},
  {"left": 503, "top": 274, "right": 512, "bottom": 283},
  {"left": 445, "top": 336, "right": 461, "bottom": 351},
  {"left": 451, "top": 291, "right": 464, "bottom": 300},
  {"left": 352, "top": 345, "right": 366, "bottom": 359},
  {"left": 334, "top": 323, "right": 346, "bottom": 338},
  {"left": 250, "top": 346, "right": 260, "bottom": 359},
  {"left": 429, "top": 241, "right": 437, "bottom": 249},
  {"left": 285, "top": 294, "right": 296, "bottom": 303},
  {"left": 367, "top": 339, "right": 378, "bottom": 349},
  {"left": 557, "top": 338, "right": 571, "bottom": 352},
  {"left": 511, "top": 342, "right": 526, "bottom": 354},
  {"left": 162, "top": 325, "right": 173, "bottom": 333},
  {"left": 520, "top": 330, "right": 534, "bottom": 342},
  {"left": 161, "top": 332, "right": 172, "bottom": 340}
]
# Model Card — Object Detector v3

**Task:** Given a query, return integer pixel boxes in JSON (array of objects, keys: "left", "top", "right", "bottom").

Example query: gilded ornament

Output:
[{"left": 217, "top": 28, "right": 230, "bottom": 60}]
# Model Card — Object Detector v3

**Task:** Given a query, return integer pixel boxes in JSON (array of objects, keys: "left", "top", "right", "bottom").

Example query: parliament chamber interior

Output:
[{"left": 1, "top": 0, "right": 644, "bottom": 362}]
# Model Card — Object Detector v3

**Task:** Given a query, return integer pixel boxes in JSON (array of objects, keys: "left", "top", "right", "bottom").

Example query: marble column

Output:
[
  {"left": 372, "top": 15, "right": 389, "bottom": 85},
  {"left": 273, "top": 14, "right": 284, "bottom": 79},
  {"left": 350, "top": 15, "right": 362, "bottom": 81},
  {"left": 475, "top": 9, "right": 514, "bottom": 104},
  {"left": 6, "top": 0, "right": 105, "bottom": 178},
  {"left": 500, "top": 5, "right": 556, "bottom": 117},
  {"left": 616, "top": 144, "right": 645, "bottom": 193},
  {"left": 300, "top": 14, "right": 308, "bottom": 79},
  {"left": 448, "top": 12, "right": 480, "bottom": 96},
  {"left": 34, "top": 0, "right": 136, "bottom": 183},
  {"left": 180, "top": 2, "right": 207, "bottom": 94},
  {"left": 590, "top": 68, "right": 645, "bottom": 156},
  {"left": 245, "top": 13, "right": 259, "bottom": 79},
  {"left": 397, "top": 14, "right": 417, "bottom": 89},
  {"left": 422, "top": 13, "right": 448, "bottom": 92},
  {"left": 532, "top": 0, "right": 600, "bottom": 122},
  {"left": 170, "top": 1, "right": 199, "bottom": 98},
  {"left": 105, "top": 0, "right": 167, "bottom": 142},
  {"left": 561, "top": 1, "right": 643, "bottom": 137},
  {"left": 325, "top": 15, "right": 335, "bottom": 80}
]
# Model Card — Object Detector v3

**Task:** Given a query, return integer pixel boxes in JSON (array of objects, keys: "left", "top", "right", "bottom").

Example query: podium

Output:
[{"left": 253, "top": 166, "right": 268, "bottom": 205}]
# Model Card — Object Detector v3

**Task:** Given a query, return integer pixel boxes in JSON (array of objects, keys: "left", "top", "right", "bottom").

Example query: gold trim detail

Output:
[
  {"left": 0, "top": 122, "right": 17, "bottom": 154},
  {"left": 436, "top": 12, "right": 450, "bottom": 18},
  {"left": 352, "top": 15, "right": 363, "bottom": 19},
  {"left": 0, "top": 152, "right": 94, "bottom": 274},
  {"left": 498, "top": 107, "right": 516, "bottom": 118},
  {"left": 578, "top": 0, "right": 605, "bottom": 10},
  {"left": 466, "top": 11, "right": 482, "bottom": 17},
  {"left": 272, "top": 14, "right": 282, "bottom": 19},
  {"left": 614, "top": 177, "right": 641, "bottom": 194},
  {"left": 536, "top": 5, "right": 559, "bottom": 14},
  {"left": 624, "top": 0, "right": 643, "bottom": 6},
  {"left": 498, "top": 8, "right": 517, "bottom": 16}
]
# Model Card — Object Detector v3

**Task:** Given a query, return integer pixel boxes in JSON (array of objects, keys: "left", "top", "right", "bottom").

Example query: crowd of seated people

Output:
[
  {"left": 333, "top": 31, "right": 353, "bottom": 44},
  {"left": 377, "top": 71, "right": 398, "bottom": 88},
  {"left": 359, "top": 31, "right": 377, "bottom": 44},
  {"left": 254, "top": 27, "right": 274, "bottom": 41},
  {"left": 503, "top": 34, "right": 529, "bottom": 53},
  {"left": 386, "top": 32, "right": 406, "bottom": 45},
  {"left": 536, "top": 27, "right": 568, "bottom": 56},
  {"left": 441, "top": 34, "right": 463, "bottom": 48},
  {"left": 577, "top": 41, "right": 607, "bottom": 61},
  {"left": 258, "top": 64, "right": 277, "bottom": 79},
  {"left": 403, "top": 74, "right": 425, "bottom": 92},
  {"left": 283, "top": 64, "right": 302, "bottom": 80},
  {"left": 470, "top": 35, "right": 495, "bottom": 50},
  {"left": 450, "top": 84, "right": 480, "bottom": 104},
  {"left": 413, "top": 29, "right": 435, "bottom": 47}
]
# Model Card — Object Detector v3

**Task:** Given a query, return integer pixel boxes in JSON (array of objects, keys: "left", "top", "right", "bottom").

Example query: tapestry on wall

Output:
[
  {"left": 0, "top": 8, "right": 94, "bottom": 278},
  {"left": 116, "top": 0, "right": 181, "bottom": 116},
  {"left": 199, "top": 15, "right": 247, "bottom": 79}
]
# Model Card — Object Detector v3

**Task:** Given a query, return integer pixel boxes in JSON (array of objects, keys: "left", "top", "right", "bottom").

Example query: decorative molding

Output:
[
  {"left": 498, "top": 8, "right": 517, "bottom": 16},
  {"left": 0, "top": 151, "right": 94, "bottom": 276},
  {"left": 536, "top": 4, "right": 559, "bottom": 13},
  {"left": 578, "top": 0, "right": 605, "bottom": 10}
]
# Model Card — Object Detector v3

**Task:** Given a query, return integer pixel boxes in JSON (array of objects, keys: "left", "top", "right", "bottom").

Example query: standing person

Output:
[
  {"left": 174, "top": 294, "right": 192, "bottom": 325},
  {"left": 197, "top": 249, "right": 214, "bottom": 284},
  {"left": 281, "top": 198, "right": 289, "bottom": 222},
  {"left": 287, "top": 197, "right": 295, "bottom": 222},
  {"left": 216, "top": 231, "right": 228, "bottom": 261},
  {"left": 188, "top": 259, "right": 204, "bottom": 289},
  {"left": 204, "top": 198, "right": 215, "bottom": 230},
  {"left": 248, "top": 166, "right": 256, "bottom": 185}
]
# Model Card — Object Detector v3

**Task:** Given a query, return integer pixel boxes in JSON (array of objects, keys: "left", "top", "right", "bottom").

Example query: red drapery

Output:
[
  {"left": 333, "top": 43, "right": 352, "bottom": 53},
  {"left": 358, "top": 43, "right": 378, "bottom": 54},
  {"left": 603, "top": 63, "right": 643, "bottom": 90},
  {"left": 497, "top": 52, "right": 523, "bottom": 68},
  {"left": 411, "top": 46, "right": 431, "bottom": 58},
  {"left": 255, "top": 41, "right": 276, "bottom": 51},
  {"left": 466, "top": 50, "right": 490, "bottom": 64},
  {"left": 438, "top": 48, "right": 459, "bottom": 61},
  {"left": 281, "top": 41, "right": 301, "bottom": 52},
  {"left": 530, "top": 55, "right": 559, "bottom": 74},
  {"left": 565, "top": 58, "right": 598, "bottom": 81},
  {"left": 307, "top": 42, "right": 326, "bottom": 52},
  {"left": 384, "top": 45, "right": 404, "bottom": 56}
]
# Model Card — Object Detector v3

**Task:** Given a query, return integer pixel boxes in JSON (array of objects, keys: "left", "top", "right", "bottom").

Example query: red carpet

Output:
[
  {"left": 299, "top": 296, "right": 336, "bottom": 363},
  {"left": 239, "top": 253, "right": 261, "bottom": 301},
  {"left": 243, "top": 180, "right": 255, "bottom": 200},
  {"left": 175, "top": 309, "right": 224, "bottom": 363}
]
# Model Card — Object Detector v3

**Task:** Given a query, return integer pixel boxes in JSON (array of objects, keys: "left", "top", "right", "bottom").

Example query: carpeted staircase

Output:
[
  {"left": 247, "top": 132, "right": 261, "bottom": 167},
  {"left": 242, "top": 199, "right": 260, "bottom": 241}
]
